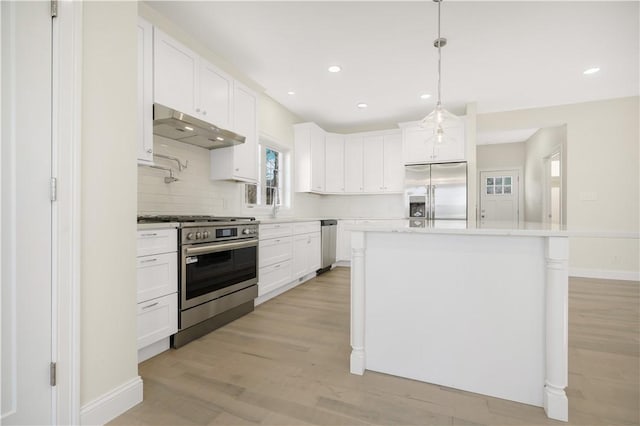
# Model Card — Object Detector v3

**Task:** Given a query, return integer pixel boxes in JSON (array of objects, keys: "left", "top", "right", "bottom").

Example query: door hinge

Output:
[
  {"left": 50, "top": 177, "right": 57, "bottom": 202},
  {"left": 51, "top": 0, "right": 58, "bottom": 17},
  {"left": 50, "top": 362, "right": 57, "bottom": 387}
]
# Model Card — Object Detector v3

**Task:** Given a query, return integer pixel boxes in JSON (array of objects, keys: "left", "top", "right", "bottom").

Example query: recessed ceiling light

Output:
[
  {"left": 328, "top": 65, "right": 342, "bottom": 73},
  {"left": 357, "top": 103, "right": 368, "bottom": 109},
  {"left": 420, "top": 93, "right": 432, "bottom": 100},
  {"left": 184, "top": 126, "right": 194, "bottom": 131},
  {"left": 287, "top": 91, "right": 296, "bottom": 95},
  {"left": 216, "top": 136, "right": 224, "bottom": 141},
  {"left": 583, "top": 67, "right": 600, "bottom": 75}
]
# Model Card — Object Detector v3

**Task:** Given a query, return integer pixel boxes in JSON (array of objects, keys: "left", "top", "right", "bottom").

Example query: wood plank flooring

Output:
[{"left": 110, "top": 268, "right": 639, "bottom": 425}]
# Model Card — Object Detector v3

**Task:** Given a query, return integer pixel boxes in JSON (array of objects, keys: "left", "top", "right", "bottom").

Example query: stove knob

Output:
[
  {"left": 242, "top": 229, "right": 250, "bottom": 235},
  {"left": 203, "top": 231, "right": 210, "bottom": 239},
  {"left": 187, "top": 232, "right": 195, "bottom": 240},
  {"left": 196, "top": 232, "right": 202, "bottom": 239}
]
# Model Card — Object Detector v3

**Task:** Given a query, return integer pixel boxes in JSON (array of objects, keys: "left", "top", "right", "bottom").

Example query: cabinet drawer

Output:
[
  {"left": 137, "top": 293, "right": 178, "bottom": 350},
  {"left": 137, "top": 228, "right": 177, "bottom": 257},
  {"left": 293, "top": 221, "right": 320, "bottom": 235},
  {"left": 258, "top": 260, "right": 292, "bottom": 296},
  {"left": 259, "top": 223, "right": 293, "bottom": 240},
  {"left": 137, "top": 252, "right": 178, "bottom": 303},
  {"left": 259, "top": 236, "right": 292, "bottom": 267}
]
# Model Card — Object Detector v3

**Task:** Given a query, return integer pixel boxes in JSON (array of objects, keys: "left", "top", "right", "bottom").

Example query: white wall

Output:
[
  {"left": 478, "top": 97, "right": 639, "bottom": 275},
  {"left": 81, "top": 1, "right": 139, "bottom": 406},
  {"left": 523, "top": 126, "right": 567, "bottom": 223},
  {"left": 477, "top": 142, "right": 526, "bottom": 171}
]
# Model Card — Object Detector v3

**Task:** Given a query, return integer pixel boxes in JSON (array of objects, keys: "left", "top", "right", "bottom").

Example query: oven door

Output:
[{"left": 181, "top": 239, "right": 258, "bottom": 310}]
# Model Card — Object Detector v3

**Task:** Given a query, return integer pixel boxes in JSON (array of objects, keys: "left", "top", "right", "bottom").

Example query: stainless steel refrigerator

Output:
[{"left": 404, "top": 162, "right": 467, "bottom": 227}]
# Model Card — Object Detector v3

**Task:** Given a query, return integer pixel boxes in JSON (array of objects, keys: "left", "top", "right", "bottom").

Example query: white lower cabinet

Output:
[
  {"left": 136, "top": 228, "right": 178, "bottom": 362},
  {"left": 258, "top": 221, "right": 320, "bottom": 304}
]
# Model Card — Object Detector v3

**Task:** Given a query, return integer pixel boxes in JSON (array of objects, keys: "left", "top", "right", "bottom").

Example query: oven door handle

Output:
[{"left": 184, "top": 239, "right": 257, "bottom": 256}]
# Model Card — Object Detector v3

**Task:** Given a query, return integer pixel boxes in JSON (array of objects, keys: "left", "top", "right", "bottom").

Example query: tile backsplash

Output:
[{"left": 138, "top": 136, "right": 244, "bottom": 216}]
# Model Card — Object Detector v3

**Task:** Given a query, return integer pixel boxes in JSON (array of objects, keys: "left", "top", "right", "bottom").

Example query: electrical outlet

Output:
[{"left": 579, "top": 191, "right": 597, "bottom": 201}]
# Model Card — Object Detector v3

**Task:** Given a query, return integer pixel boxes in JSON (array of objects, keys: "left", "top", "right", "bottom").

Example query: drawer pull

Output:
[
  {"left": 275, "top": 264, "right": 280, "bottom": 268},
  {"left": 140, "top": 233, "right": 158, "bottom": 237},
  {"left": 275, "top": 239, "right": 280, "bottom": 243},
  {"left": 142, "top": 302, "right": 159, "bottom": 310},
  {"left": 140, "top": 258, "right": 158, "bottom": 264}
]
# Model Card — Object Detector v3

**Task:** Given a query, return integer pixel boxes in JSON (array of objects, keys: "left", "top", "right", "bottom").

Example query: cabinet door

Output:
[
  {"left": 383, "top": 133, "right": 404, "bottom": 192},
  {"left": 325, "top": 133, "right": 345, "bottom": 193},
  {"left": 137, "top": 293, "right": 178, "bottom": 350},
  {"left": 137, "top": 252, "right": 178, "bottom": 303},
  {"left": 259, "top": 236, "right": 293, "bottom": 268},
  {"left": 403, "top": 124, "right": 466, "bottom": 164},
  {"left": 137, "top": 18, "right": 153, "bottom": 165},
  {"left": 403, "top": 127, "right": 431, "bottom": 164},
  {"left": 308, "top": 232, "right": 321, "bottom": 273},
  {"left": 337, "top": 220, "right": 355, "bottom": 262},
  {"left": 199, "top": 59, "right": 233, "bottom": 128},
  {"left": 363, "top": 135, "right": 384, "bottom": 192},
  {"left": 258, "top": 260, "right": 292, "bottom": 296},
  {"left": 232, "top": 83, "right": 258, "bottom": 182},
  {"left": 292, "top": 234, "right": 308, "bottom": 279},
  {"left": 153, "top": 28, "right": 198, "bottom": 116},
  {"left": 344, "top": 136, "right": 364, "bottom": 193},
  {"left": 310, "top": 126, "right": 326, "bottom": 192}
]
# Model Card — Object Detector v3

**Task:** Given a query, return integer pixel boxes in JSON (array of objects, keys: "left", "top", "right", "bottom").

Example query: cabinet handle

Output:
[
  {"left": 235, "top": 168, "right": 239, "bottom": 172},
  {"left": 202, "top": 110, "right": 207, "bottom": 115},
  {"left": 275, "top": 264, "right": 280, "bottom": 268},
  {"left": 140, "top": 258, "right": 158, "bottom": 264},
  {"left": 142, "top": 302, "right": 159, "bottom": 310},
  {"left": 146, "top": 148, "right": 152, "bottom": 154},
  {"left": 196, "top": 108, "right": 201, "bottom": 113},
  {"left": 140, "top": 233, "right": 158, "bottom": 237},
  {"left": 275, "top": 239, "right": 280, "bottom": 243}
]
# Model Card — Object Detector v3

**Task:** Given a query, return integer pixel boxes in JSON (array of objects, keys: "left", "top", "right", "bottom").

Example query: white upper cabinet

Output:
[
  {"left": 137, "top": 17, "right": 154, "bottom": 165},
  {"left": 294, "top": 122, "right": 326, "bottom": 193},
  {"left": 198, "top": 59, "right": 233, "bottom": 130},
  {"left": 344, "top": 135, "right": 364, "bottom": 193},
  {"left": 154, "top": 28, "right": 235, "bottom": 130},
  {"left": 362, "top": 132, "right": 403, "bottom": 193},
  {"left": 402, "top": 120, "right": 466, "bottom": 164},
  {"left": 363, "top": 135, "right": 384, "bottom": 192},
  {"left": 153, "top": 28, "right": 198, "bottom": 116},
  {"left": 210, "top": 82, "right": 258, "bottom": 183},
  {"left": 382, "top": 133, "right": 404, "bottom": 192},
  {"left": 325, "top": 133, "right": 345, "bottom": 193}
]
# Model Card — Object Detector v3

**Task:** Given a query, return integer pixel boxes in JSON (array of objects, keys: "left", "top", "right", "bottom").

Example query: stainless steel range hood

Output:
[{"left": 153, "top": 103, "right": 245, "bottom": 150}]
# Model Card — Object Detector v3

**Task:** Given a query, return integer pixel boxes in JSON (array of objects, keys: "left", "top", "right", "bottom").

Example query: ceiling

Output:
[{"left": 145, "top": 1, "right": 639, "bottom": 133}]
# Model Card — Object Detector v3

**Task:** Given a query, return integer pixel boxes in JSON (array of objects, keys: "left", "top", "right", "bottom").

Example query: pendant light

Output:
[{"left": 421, "top": 0, "right": 460, "bottom": 145}]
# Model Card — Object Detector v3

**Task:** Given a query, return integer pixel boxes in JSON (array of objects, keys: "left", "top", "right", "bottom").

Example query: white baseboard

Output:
[
  {"left": 138, "top": 337, "right": 170, "bottom": 363},
  {"left": 80, "top": 376, "right": 143, "bottom": 425},
  {"left": 570, "top": 268, "right": 640, "bottom": 282},
  {"left": 335, "top": 260, "right": 350, "bottom": 267}
]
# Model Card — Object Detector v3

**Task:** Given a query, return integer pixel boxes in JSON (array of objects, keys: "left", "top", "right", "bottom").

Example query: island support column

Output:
[
  {"left": 350, "top": 231, "right": 365, "bottom": 374},
  {"left": 544, "top": 236, "right": 569, "bottom": 421}
]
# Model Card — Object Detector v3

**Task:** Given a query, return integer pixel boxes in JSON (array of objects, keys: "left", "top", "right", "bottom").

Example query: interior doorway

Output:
[
  {"left": 543, "top": 150, "right": 562, "bottom": 225},
  {"left": 479, "top": 169, "right": 521, "bottom": 225}
]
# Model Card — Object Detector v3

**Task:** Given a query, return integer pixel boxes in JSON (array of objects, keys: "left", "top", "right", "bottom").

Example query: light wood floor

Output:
[{"left": 111, "top": 268, "right": 639, "bottom": 425}]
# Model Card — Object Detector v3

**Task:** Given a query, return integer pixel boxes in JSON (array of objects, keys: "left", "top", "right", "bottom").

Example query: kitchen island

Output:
[{"left": 348, "top": 221, "right": 569, "bottom": 421}]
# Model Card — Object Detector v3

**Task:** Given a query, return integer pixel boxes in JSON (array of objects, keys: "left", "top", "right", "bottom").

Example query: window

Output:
[
  {"left": 245, "top": 140, "right": 289, "bottom": 209},
  {"left": 486, "top": 175, "right": 512, "bottom": 196}
]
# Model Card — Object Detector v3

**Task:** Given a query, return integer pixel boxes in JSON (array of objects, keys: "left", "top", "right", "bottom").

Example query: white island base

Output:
[{"left": 349, "top": 226, "right": 569, "bottom": 422}]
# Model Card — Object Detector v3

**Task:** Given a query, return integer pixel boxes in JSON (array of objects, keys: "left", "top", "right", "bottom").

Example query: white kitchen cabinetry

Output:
[
  {"left": 336, "top": 220, "right": 356, "bottom": 262},
  {"left": 136, "top": 228, "right": 178, "bottom": 363},
  {"left": 210, "top": 82, "right": 258, "bottom": 183},
  {"left": 257, "top": 221, "right": 320, "bottom": 304},
  {"left": 292, "top": 222, "right": 321, "bottom": 279},
  {"left": 362, "top": 132, "right": 404, "bottom": 193},
  {"left": 154, "top": 28, "right": 234, "bottom": 130},
  {"left": 294, "top": 122, "right": 326, "bottom": 193},
  {"left": 137, "top": 17, "right": 153, "bottom": 165},
  {"left": 344, "top": 135, "right": 364, "bottom": 193},
  {"left": 325, "top": 133, "right": 345, "bottom": 193},
  {"left": 401, "top": 121, "right": 466, "bottom": 164}
]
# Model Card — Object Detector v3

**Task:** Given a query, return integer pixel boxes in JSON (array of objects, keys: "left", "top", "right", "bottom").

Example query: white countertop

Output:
[{"left": 346, "top": 220, "right": 640, "bottom": 239}]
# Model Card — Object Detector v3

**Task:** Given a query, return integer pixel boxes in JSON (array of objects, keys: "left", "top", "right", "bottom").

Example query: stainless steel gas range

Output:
[{"left": 137, "top": 215, "right": 259, "bottom": 348}]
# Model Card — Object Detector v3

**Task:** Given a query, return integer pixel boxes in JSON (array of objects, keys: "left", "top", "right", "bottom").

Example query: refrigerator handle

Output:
[
  {"left": 431, "top": 185, "right": 436, "bottom": 220},
  {"left": 426, "top": 185, "right": 431, "bottom": 220}
]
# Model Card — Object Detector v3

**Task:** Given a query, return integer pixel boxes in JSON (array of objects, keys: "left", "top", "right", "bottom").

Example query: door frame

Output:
[
  {"left": 477, "top": 167, "right": 524, "bottom": 224},
  {"left": 542, "top": 147, "right": 562, "bottom": 225},
  {"left": 53, "top": 2, "right": 83, "bottom": 423}
]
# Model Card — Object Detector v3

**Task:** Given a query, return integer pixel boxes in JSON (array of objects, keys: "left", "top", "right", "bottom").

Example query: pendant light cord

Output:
[{"left": 437, "top": 0, "right": 442, "bottom": 108}]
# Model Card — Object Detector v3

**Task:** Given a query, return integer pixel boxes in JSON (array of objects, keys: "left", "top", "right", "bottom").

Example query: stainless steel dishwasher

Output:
[{"left": 317, "top": 219, "right": 337, "bottom": 274}]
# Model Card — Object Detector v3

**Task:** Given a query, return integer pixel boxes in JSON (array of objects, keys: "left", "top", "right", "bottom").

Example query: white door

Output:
[
  {"left": 543, "top": 151, "right": 562, "bottom": 225},
  {"left": 479, "top": 170, "right": 520, "bottom": 224},
  {"left": 1, "top": 1, "right": 54, "bottom": 424}
]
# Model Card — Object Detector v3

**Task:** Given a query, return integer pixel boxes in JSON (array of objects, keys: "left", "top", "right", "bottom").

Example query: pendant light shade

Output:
[{"left": 421, "top": 0, "right": 461, "bottom": 145}]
